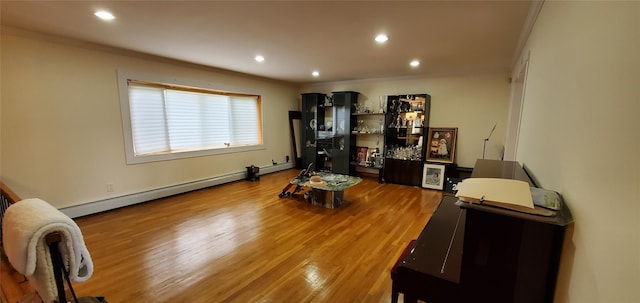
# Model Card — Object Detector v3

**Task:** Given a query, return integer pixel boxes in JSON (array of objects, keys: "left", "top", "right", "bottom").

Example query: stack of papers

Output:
[{"left": 455, "top": 178, "right": 556, "bottom": 216}]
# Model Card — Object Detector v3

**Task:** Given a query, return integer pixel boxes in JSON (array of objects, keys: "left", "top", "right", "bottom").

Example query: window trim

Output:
[{"left": 117, "top": 70, "right": 264, "bottom": 164}]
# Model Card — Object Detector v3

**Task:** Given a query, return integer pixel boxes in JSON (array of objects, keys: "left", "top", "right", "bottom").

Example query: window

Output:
[{"left": 118, "top": 72, "right": 263, "bottom": 164}]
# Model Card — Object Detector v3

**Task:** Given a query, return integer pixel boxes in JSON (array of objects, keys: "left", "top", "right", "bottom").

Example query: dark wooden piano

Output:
[{"left": 393, "top": 159, "right": 573, "bottom": 303}]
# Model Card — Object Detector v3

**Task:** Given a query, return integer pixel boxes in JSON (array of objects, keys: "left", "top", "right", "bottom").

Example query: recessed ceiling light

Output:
[
  {"left": 410, "top": 60, "right": 420, "bottom": 67},
  {"left": 94, "top": 10, "right": 115, "bottom": 21},
  {"left": 254, "top": 55, "right": 265, "bottom": 62},
  {"left": 312, "top": 71, "right": 320, "bottom": 77},
  {"left": 375, "top": 34, "right": 389, "bottom": 43}
]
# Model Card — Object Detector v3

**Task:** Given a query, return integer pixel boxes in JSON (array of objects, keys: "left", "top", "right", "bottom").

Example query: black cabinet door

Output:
[
  {"left": 332, "top": 91, "right": 358, "bottom": 175},
  {"left": 301, "top": 93, "right": 325, "bottom": 171},
  {"left": 301, "top": 92, "right": 358, "bottom": 175}
]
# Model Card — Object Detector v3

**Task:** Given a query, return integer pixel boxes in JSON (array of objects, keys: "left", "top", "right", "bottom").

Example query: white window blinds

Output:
[{"left": 127, "top": 83, "right": 262, "bottom": 157}]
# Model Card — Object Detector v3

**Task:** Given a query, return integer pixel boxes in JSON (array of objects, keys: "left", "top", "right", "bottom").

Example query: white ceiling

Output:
[{"left": 1, "top": 1, "right": 534, "bottom": 84}]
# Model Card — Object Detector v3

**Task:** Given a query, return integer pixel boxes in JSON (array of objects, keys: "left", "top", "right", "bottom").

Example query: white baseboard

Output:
[{"left": 60, "top": 162, "right": 294, "bottom": 218}]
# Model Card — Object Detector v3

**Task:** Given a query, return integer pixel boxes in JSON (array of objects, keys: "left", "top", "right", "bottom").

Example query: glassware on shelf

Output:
[
  {"left": 354, "top": 103, "right": 362, "bottom": 114},
  {"left": 385, "top": 145, "right": 423, "bottom": 161},
  {"left": 414, "top": 116, "right": 423, "bottom": 127},
  {"left": 324, "top": 95, "right": 333, "bottom": 106},
  {"left": 360, "top": 125, "right": 368, "bottom": 133},
  {"left": 378, "top": 96, "right": 385, "bottom": 113}
]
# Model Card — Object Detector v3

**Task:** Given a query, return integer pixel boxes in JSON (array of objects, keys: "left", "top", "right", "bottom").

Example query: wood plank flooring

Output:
[{"left": 71, "top": 169, "right": 443, "bottom": 303}]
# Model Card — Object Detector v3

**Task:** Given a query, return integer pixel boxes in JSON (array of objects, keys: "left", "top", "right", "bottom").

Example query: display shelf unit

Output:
[
  {"left": 301, "top": 91, "right": 359, "bottom": 175},
  {"left": 382, "top": 94, "right": 431, "bottom": 186},
  {"left": 350, "top": 108, "right": 386, "bottom": 181}
]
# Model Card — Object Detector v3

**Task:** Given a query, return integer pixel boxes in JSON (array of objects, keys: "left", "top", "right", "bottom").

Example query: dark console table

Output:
[{"left": 393, "top": 159, "right": 573, "bottom": 303}]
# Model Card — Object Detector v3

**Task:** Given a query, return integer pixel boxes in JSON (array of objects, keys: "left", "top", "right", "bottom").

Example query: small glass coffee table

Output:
[{"left": 290, "top": 172, "right": 362, "bottom": 208}]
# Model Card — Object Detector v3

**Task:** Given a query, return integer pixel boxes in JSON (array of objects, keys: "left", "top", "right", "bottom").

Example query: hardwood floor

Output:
[{"left": 71, "top": 169, "right": 443, "bottom": 303}]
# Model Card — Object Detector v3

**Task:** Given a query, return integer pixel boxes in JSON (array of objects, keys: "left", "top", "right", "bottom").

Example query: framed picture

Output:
[
  {"left": 355, "top": 146, "right": 368, "bottom": 165},
  {"left": 426, "top": 127, "right": 458, "bottom": 163},
  {"left": 422, "top": 163, "right": 446, "bottom": 190}
]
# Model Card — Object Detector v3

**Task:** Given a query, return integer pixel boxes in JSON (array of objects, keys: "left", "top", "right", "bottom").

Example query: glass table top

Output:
[{"left": 291, "top": 172, "right": 362, "bottom": 191}]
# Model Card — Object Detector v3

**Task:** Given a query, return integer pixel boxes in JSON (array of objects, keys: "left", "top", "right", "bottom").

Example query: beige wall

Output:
[
  {"left": 302, "top": 74, "right": 511, "bottom": 169},
  {"left": 515, "top": 1, "right": 640, "bottom": 302},
  {"left": 1, "top": 28, "right": 299, "bottom": 209}
]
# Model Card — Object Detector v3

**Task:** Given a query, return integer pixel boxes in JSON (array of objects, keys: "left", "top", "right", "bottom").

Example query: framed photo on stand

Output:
[
  {"left": 426, "top": 127, "right": 458, "bottom": 163},
  {"left": 422, "top": 163, "right": 446, "bottom": 190},
  {"left": 355, "top": 146, "right": 368, "bottom": 165}
]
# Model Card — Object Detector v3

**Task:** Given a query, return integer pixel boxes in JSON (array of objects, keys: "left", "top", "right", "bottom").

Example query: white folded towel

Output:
[{"left": 2, "top": 198, "right": 93, "bottom": 303}]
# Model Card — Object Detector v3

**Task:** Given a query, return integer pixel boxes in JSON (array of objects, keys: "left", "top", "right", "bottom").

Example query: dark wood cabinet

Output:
[
  {"left": 381, "top": 158, "right": 423, "bottom": 186},
  {"left": 382, "top": 94, "right": 431, "bottom": 186}
]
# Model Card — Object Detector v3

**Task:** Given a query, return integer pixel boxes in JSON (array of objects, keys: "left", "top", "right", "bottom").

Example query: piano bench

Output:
[{"left": 390, "top": 239, "right": 416, "bottom": 303}]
